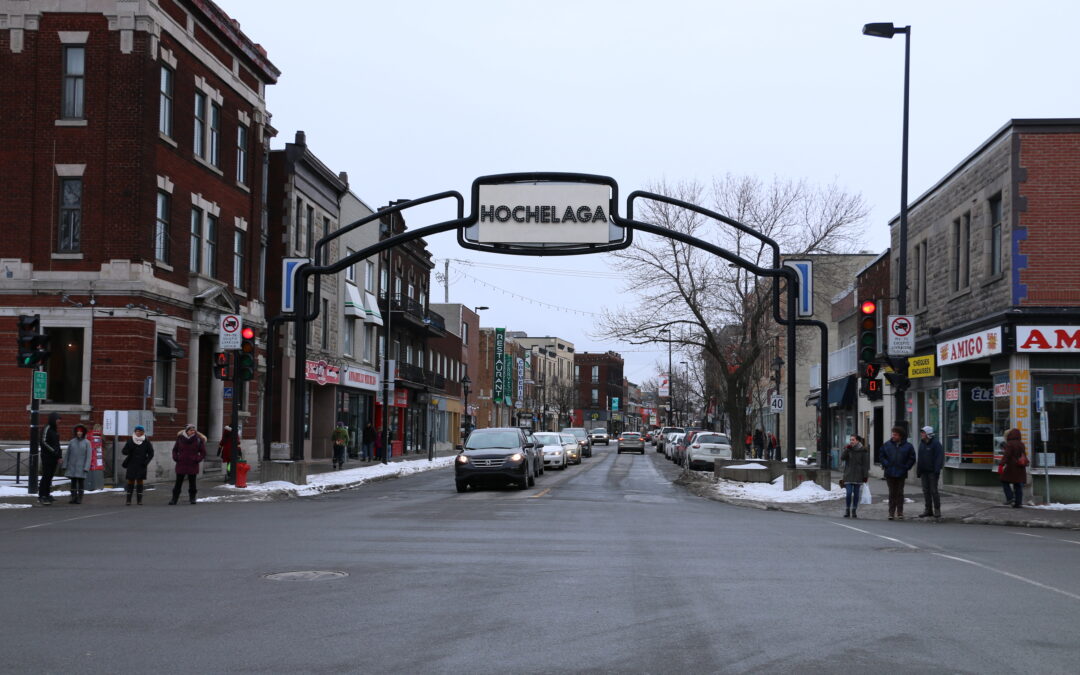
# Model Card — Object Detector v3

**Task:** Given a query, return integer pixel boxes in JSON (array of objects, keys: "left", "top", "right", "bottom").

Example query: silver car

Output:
[
  {"left": 686, "top": 433, "right": 733, "bottom": 470},
  {"left": 534, "top": 432, "right": 570, "bottom": 470}
]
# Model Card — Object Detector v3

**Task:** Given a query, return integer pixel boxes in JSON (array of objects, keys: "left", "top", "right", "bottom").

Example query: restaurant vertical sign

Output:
[{"left": 493, "top": 328, "right": 506, "bottom": 405}]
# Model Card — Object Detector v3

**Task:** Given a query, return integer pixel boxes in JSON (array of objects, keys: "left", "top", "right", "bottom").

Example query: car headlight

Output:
[
  {"left": 509, "top": 453, "right": 524, "bottom": 462},
  {"left": 456, "top": 455, "right": 469, "bottom": 464}
]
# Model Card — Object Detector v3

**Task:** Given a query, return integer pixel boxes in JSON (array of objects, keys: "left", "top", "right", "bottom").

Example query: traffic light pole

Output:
[
  {"left": 229, "top": 370, "right": 241, "bottom": 485},
  {"left": 27, "top": 366, "right": 41, "bottom": 494}
]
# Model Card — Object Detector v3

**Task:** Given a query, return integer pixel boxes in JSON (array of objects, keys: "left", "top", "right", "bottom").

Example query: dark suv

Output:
[{"left": 455, "top": 427, "right": 537, "bottom": 493}]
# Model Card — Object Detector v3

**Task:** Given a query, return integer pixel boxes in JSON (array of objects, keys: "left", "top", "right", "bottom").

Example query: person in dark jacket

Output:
[
  {"left": 361, "top": 423, "right": 376, "bottom": 462},
  {"left": 331, "top": 421, "right": 349, "bottom": 469},
  {"left": 38, "top": 412, "right": 63, "bottom": 505},
  {"left": 122, "top": 425, "right": 154, "bottom": 505},
  {"left": 752, "top": 429, "right": 766, "bottom": 460},
  {"left": 64, "top": 424, "right": 92, "bottom": 504},
  {"left": 999, "top": 428, "right": 1028, "bottom": 508},
  {"left": 170, "top": 424, "right": 206, "bottom": 504},
  {"left": 916, "top": 426, "right": 946, "bottom": 518},
  {"left": 879, "top": 426, "right": 916, "bottom": 520},
  {"left": 840, "top": 434, "right": 870, "bottom": 518},
  {"left": 217, "top": 425, "right": 236, "bottom": 482}
]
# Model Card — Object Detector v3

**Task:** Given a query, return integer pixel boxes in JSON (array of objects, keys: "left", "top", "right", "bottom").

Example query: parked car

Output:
[
  {"left": 561, "top": 427, "right": 593, "bottom": 458},
  {"left": 589, "top": 428, "right": 610, "bottom": 445},
  {"left": 616, "top": 431, "right": 645, "bottom": 454},
  {"left": 560, "top": 433, "right": 582, "bottom": 465},
  {"left": 670, "top": 433, "right": 690, "bottom": 464},
  {"left": 533, "top": 432, "right": 571, "bottom": 470},
  {"left": 663, "top": 431, "right": 683, "bottom": 461},
  {"left": 656, "top": 426, "right": 684, "bottom": 454},
  {"left": 686, "top": 433, "right": 733, "bottom": 470},
  {"left": 454, "top": 427, "right": 537, "bottom": 492},
  {"left": 523, "top": 428, "right": 544, "bottom": 476}
]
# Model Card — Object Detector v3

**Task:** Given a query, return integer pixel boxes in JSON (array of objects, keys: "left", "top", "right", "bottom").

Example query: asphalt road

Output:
[{"left": 2, "top": 443, "right": 1079, "bottom": 674}]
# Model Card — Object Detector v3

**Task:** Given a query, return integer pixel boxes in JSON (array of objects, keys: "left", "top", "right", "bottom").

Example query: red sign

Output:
[
  {"left": 394, "top": 389, "right": 408, "bottom": 407},
  {"left": 89, "top": 431, "right": 104, "bottom": 471},
  {"left": 1017, "top": 326, "right": 1080, "bottom": 352},
  {"left": 305, "top": 360, "right": 341, "bottom": 386}
]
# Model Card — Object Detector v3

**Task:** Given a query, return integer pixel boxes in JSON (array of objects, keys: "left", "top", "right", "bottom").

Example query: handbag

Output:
[
  {"left": 859, "top": 482, "right": 872, "bottom": 505},
  {"left": 1017, "top": 451, "right": 1029, "bottom": 467}
]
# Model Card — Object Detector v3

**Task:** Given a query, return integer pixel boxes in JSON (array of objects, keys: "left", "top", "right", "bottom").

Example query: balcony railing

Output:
[{"left": 808, "top": 342, "right": 857, "bottom": 388}]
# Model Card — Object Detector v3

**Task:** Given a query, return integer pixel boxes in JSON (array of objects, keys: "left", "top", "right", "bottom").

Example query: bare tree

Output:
[{"left": 597, "top": 176, "right": 867, "bottom": 458}]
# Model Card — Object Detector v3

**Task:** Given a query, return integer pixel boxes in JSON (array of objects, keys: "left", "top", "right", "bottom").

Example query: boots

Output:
[
  {"left": 851, "top": 509, "right": 858, "bottom": 519},
  {"left": 918, "top": 510, "right": 933, "bottom": 518},
  {"left": 136, "top": 484, "right": 144, "bottom": 505},
  {"left": 843, "top": 508, "right": 850, "bottom": 518},
  {"left": 125, "top": 484, "right": 134, "bottom": 506},
  {"left": 169, "top": 486, "right": 180, "bottom": 505},
  {"left": 189, "top": 490, "right": 197, "bottom": 504},
  {"left": 933, "top": 508, "right": 941, "bottom": 518},
  {"left": 76, "top": 482, "right": 84, "bottom": 504}
]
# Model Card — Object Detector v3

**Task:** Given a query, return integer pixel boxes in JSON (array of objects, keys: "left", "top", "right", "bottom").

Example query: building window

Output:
[
  {"left": 343, "top": 316, "right": 355, "bottom": 356},
  {"left": 364, "top": 325, "right": 375, "bottom": 363},
  {"left": 591, "top": 366, "right": 599, "bottom": 384},
  {"left": 913, "top": 240, "right": 928, "bottom": 310},
  {"left": 233, "top": 230, "right": 246, "bottom": 290},
  {"left": 42, "top": 327, "right": 85, "bottom": 404},
  {"left": 189, "top": 207, "right": 203, "bottom": 272},
  {"left": 154, "top": 334, "right": 176, "bottom": 407},
  {"left": 951, "top": 211, "right": 971, "bottom": 292},
  {"left": 379, "top": 265, "right": 389, "bottom": 299},
  {"left": 193, "top": 91, "right": 207, "bottom": 158},
  {"left": 345, "top": 248, "right": 356, "bottom": 282},
  {"left": 294, "top": 197, "right": 303, "bottom": 251},
  {"left": 365, "top": 260, "right": 376, "bottom": 293},
  {"left": 236, "top": 124, "right": 249, "bottom": 184},
  {"left": 62, "top": 46, "right": 85, "bottom": 119},
  {"left": 406, "top": 344, "right": 414, "bottom": 365},
  {"left": 155, "top": 191, "right": 170, "bottom": 263},
  {"left": 305, "top": 205, "right": 314, "bottom": 257},
  {"left": 205, "top": 214, "right": 217, "bottom": 277},
  {"left": 989, "top": 193, "right": 1003, "bottom": 277},
  {"left": 159, "top": 66, "right": 173, "bottom": 136},
  {"left": 591, "top": 388, "right": 599, "bottom": 406},
  {"left": 462, "top": 321, "right": 469, "bottom": 345},
  {"left": 322, "top": 216, "right": 330, "bottom": 252},
  {"left": 58, "top": 178, "right": 82, "bottom": 253},
  {"left": 321, "top": 297, "right": 330, "bottom": 350},
  {"left": 208, "top": 103, "right": 221, "bottom": 167}
]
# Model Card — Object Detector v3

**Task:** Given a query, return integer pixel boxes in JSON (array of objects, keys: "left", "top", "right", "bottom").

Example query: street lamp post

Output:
[
  {"left": 863, "top": 20, "right": 911, "bottom": 429},
  {"left": 461, "top": 374, "right": 472, "bottom": 438},
  {"left": 772, "top": 355, "right": 784, "bottom": 461}
]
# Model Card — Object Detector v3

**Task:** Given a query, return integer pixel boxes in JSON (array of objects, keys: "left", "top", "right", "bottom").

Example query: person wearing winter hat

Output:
[
  {"left": 64, "top": 424, "right": 92, "bottom": 504},
  {"left": 38, "top": 412, "right": 63, "bottom": 505},
  {"left": 121, "top": 425, "right": 154, "bottom": 505},
  {"left": 916, "top": 426, "right": 945, "bottom": 518},
  {"left": 170, "top": 424, "right": 206, "bottom": 504}
]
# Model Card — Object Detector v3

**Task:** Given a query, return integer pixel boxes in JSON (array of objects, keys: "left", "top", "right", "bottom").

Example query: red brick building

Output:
[
  {"left": 0, "top": 1, "right": 278, "bottom": 482},
  {"left": 572, "top": 351, "right": 624, "bottom": 433}
]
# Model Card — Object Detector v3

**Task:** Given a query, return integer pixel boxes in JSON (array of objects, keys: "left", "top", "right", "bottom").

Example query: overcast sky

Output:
[{"left": 218, "top": 0, "right": 1080, "bottom": 384}]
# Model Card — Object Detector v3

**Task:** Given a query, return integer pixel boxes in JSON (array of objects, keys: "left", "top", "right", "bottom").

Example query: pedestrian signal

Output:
[
  {"left": 212, "top": 351, "right": 232, "bottom": 381},
  {"left": 16, "top": 314, "right": 51, "bottom": 368}
]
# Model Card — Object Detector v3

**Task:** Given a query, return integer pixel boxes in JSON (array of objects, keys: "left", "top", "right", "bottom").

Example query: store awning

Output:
[
  {"left": 157, "top": 334, "right": 185, "bottom": 360},
  {"left": 344, "top": 284, "right": 364, "bottom": 318},
  {"left": 827, "top": 376, "right": 856, "bottom": 408},
  {"left": 363, "top": 291, "right": 384, "bottom": 326}
]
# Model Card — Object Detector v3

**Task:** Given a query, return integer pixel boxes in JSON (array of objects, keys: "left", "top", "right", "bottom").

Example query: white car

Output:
[
  {"left": 664, "top": 432, "right": 685, "bottom": 461},
  {"left": 686, "top": 433, "right": 733, "bottom": 471},
  {"left": 589, "top": 428, "right": 610, "bottom": 445},
  {"left": 533, "top": 432, "right": 571, "bottom": 470}
]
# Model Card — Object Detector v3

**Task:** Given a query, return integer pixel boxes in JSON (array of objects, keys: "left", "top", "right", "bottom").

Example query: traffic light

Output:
[
  {"left": 16, "top": 314, "right": 50, "bottom": 368},
  {"left": 860, "top": 377, "right": 884, "bottom": 401},
  {"left": 212, "top": 351, "right": 232, "bottom": 381},
  {"left": 237, "top": 327, "right": 256, "bottom": 381},
  {"left": 858, "top": 300, "right": 878, "bottom": 365},
  {"left": 884, "top": 356, "right": 911, "bottom": 391},
  {"left": 861, "top": 361, "right": 880, "bottom": 380}
]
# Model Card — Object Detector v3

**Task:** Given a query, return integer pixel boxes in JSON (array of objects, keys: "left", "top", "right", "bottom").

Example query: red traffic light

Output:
[
  {"left": 241, "top": 327, "right": 255, "bottom": 340},
  {"left": 860, "top": 300, "right": 877, "bottom": 315}
]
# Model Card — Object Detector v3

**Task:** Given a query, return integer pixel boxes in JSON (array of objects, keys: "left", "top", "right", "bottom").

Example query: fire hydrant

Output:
[{"left": 235, "top": 460, "right": 250, "bottom": 488}]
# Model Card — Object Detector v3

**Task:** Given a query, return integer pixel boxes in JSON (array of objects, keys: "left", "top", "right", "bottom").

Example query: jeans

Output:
[
  {"left": 886, "top": 476, "right": 907, "bottom": 516},
  {"left": 39, "top": 454, "right": 59, "bottom": 498},
  {"left": 361, "top": 441, "right": 374, "bottom": 461},
  {"left": 920, "top": 472, "right": 941, "bottom": 512},
  {"left": 333, "top": 444, "right": 346, "bottom": 465},
  {"left": 844, "top": 482, "right": 863, "bottom": 511},
  {"left": 1002, "top": 481, "right": 1024, "bottom": 506}
]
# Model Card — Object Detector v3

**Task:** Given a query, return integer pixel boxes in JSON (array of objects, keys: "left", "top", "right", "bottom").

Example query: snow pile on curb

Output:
[
  {"left": 712, "top": 474, "right": 844, "bottom": 503},
  {"left": 0, "top": 485, "right": 123, "bottom": 498},
  {"left": 199, "top": 456, "right": 454, "bottom": 502}
]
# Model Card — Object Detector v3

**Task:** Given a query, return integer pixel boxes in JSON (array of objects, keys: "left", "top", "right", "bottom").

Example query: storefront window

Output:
[
  {"left": 1032, "top": 374, "right": 1080, "bottom": 468},
  {"left": 992, "top": 372, "right": 1011, "bottom": 451},
  {"left": 962, "top": 382, "right": 994, "bottom": 464},
  {"left": 944, "top": 382, "right": 960, "bottom": 465}
]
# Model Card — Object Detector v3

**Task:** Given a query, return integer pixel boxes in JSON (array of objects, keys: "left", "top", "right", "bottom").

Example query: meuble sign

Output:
[
  {"left": 477, "top": 183, "right": 611, "bottom": 244},
  {"left": 1017, "top": 326, "right": 1080, "bottom": 352}
]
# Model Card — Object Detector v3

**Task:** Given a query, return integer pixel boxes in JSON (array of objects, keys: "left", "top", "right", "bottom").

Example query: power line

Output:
[
  {"left": 442, "top": 257, "right": 624, "bottom": 279},
  {"left": 455, "top": 270, "right": 601, "bottom": 317}
]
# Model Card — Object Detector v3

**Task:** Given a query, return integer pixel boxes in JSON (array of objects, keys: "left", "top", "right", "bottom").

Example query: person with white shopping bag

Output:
[{"left": 840, "top": 434, "right": 870, "bottom": 518}]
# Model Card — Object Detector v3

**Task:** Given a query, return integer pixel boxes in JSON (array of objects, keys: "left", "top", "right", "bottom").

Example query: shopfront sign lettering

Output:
[
  {"left": 993, "top": 382, "right": 1011, "bottom": 397},
  {"left": 937, "top": 327, "right": 1002, "bottom": 365},
  {"left": 305, "top": 360, "right": 340, "bottom": 386},
  {"left": 493, "top": 328, "right": 506, "bottom": 403},
  {"left": 343, "top": 367, "right": 380, "bottom": 392},
  {"left": 908, "top": 354, "right": 935, "bottom": 379},
  {"left": 1010, "top": 368, "right": 1031, "bottom": 450},
  {"left": 970, "top": 387, "right": 993, "bottom": 401},
  {"left": 1017, "top": 326, "right": 1080, "bottom": 352},
  {"left": 945, "top": 388, "right": 960, "bottom": 401},
  {"left": 1053, "top": 383, "right": 1080, "bottom": 395},
  {"left": 477, "top": 183, "right": 612, "bottom": 245}
]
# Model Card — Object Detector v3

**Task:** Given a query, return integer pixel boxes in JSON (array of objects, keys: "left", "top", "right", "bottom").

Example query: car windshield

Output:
[
  {"left": 533, "top": 433, "right": 562, "bottom": 446},
  {"left": 591, "top": 429, "right": 606, "bottom": 434},
  {"left": 560, "top": 434, "right": 576, "bottom": 444},
  {"left": 622, "top": 433, "right": 640, "bottom": 439},
  {"left": 562, "top": 429, "right": 587, "bottom": 440},
  {"left": 697, "top": 434, "right": 729, "bottom": 444},
  {"left": 464, "top": 431, "right": 521, "bottom": 450}
]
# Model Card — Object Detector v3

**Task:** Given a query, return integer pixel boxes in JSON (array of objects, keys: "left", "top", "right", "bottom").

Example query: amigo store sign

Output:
[
  {"left": 1017, "top": 326, "right": 1080, "bottom": 352},
  {"left": 937, "top": 327, "right": 1002, "bottom": 366},
  {"left": 477, "top": 182, "right": 611, "bottom": 244}
]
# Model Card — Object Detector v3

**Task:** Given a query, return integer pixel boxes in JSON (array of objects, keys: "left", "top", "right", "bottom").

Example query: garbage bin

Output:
[{"left": 235, "top": 460, "right": 250, "bottom": 488}]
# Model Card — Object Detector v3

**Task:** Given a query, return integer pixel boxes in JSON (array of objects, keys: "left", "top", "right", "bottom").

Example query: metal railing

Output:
[{"left": 808, "top": 342, "right": 857, "bottom": 386}]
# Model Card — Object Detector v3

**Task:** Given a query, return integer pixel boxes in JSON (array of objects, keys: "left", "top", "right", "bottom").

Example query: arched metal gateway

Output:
[{"left": 268, "top": 172, "right": 830, "bottom": 475}]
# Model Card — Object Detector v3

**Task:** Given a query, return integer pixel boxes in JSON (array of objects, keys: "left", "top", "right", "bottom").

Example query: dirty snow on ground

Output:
[
  {"left": 0, "top": 484, "right": 124, "bottom": 499},
  {"left": 726, "top": 463, "right": 770, "bottom": 470},
  {"left": 712, "top": 474, "right": 845, "bottom": 503},
  {"left": 0, "top": 503, "right": 33, "bottom": 509},
  {"left": 1028, "top": 503, "right": 1080, "bottom": 511},
  {"left": 198, "top": 456, "right": 454, "bottom": 502}
]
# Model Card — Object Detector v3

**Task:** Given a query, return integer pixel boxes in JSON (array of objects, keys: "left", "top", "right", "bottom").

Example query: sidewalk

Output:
[
  {"left": 0, "top": 447, "right": 458, "bottom": 509},
  {"left": 681, "top": 471, "right": 1080, "bottom": 530}
]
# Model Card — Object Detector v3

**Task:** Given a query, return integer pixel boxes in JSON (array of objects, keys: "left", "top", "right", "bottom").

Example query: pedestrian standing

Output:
[
  {"left": 840, "top": 434, "right": 869, "bottom": 518},
  {"left": 768, "top": 431, "right": 779, "bottom": 461},
  {"left": 217, "top": 425, "right": 235, "bottom": 482},
  {"left": 121, "top": 425, "right": 154, "bottom": 505},
  {"left": 916, "top": 426, "right": 945, "bottom": 518},
  {"left": 331, "top": 421, "right": 349, "bottom": 469},
  {"left": 361, "top": 422, "right": 376, "bottom": 462},
  {"left": 999, "top": 428, "right": 1028, "bottom": 508},
  {"left": 63, "top": 424, "right": 92, "bottom": 504},
  {"left": 38, "top": 412, "right": 63, "bottom": 505},
  {"left": 753, "top": 428, "right": 766, "bottom": 460},
  {"left": 170, "top": 424, "right": 206, "bottom": 505},
  {"left": 879, "top": 426, "right": 916, "bottom": 520}
]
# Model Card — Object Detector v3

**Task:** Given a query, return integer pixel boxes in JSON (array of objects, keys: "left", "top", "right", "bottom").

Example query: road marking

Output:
[
  {"left": 530, "top": 488, "right": 552, "bottom": 499},
  {"left": 1009, "top": 532, "right": 1080, "bottom": 545},
  {"left": 18, "top": 511, "right": 119, "bottom": 531},
  {"left": 832, "top": 521, "right": 1080, "bottom": 602}
]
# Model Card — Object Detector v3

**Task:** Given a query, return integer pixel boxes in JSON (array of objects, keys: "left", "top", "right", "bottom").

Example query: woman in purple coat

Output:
[{"left": 170, "top": 424, "right": 206, "bottom": 504}]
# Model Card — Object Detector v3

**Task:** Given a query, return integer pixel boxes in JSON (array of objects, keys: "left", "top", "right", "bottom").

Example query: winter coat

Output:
[
  {"left": 122, "top": 437, "right": 155, "bottom": 481},
  {"left": 916, "top": 436, "right": 945, "bottom": 477},
  {"left": 218, "top": 435, "right": 236, "bottom": 463},
  {"left": 1000, "top": 429, "right": 1027, "bottom": 484},
  {"left": 362, "top": 425, "right": 375, "bottom": 444},
  {"left": 753, "top": 430, "right": 765, "bottom": 450},
  {"left": 64, "top": 435, "right": 92, "bottom": 479},
  {"left": 841, "top": 442, "right": 870, "bottom": 484},
  {"left": 42, "top": 412, "right": 63, "bottom": 460},
  {"left": 172, "top": 431, "right": 206, "bottom": 475},
  {"left": 880, "top": 438, "right": 916, "bottom": 478},
  {"left": 331, "top": 426, "right": 349, "bottom": 446}
]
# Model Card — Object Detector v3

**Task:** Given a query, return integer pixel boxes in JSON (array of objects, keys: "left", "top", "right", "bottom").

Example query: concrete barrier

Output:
[
  {"left": 713, "top": 459, "right": 780, "bottom": 483},
  {"left": 260, "top": 460, "right": 308, "bottom": 485},
  {"left": 783, "top": 466, "right": 832, "bottom": 491}
]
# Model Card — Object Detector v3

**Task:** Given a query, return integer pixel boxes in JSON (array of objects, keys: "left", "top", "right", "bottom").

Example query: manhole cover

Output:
[{"left": 263, "top": 571, "right": 348, "bottom": 581}]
